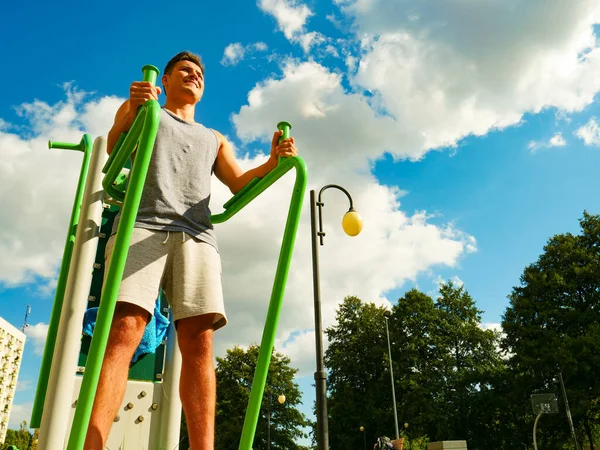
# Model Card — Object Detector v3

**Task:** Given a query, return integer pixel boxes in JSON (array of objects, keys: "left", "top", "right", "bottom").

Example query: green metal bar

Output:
[
  {"left": 237, "top": 156, "right": 307, "bottom": 449},
  {"left": 102, "top": 114, "right": 145, "bottom": 201},
  {"left": 102, "top": 65, "right": 159, "bottom": 200},
  {"left": 101, "top": 132, "right": 126, "bottom": 174},
  {"left": 66, "top": 66, "right": 160, "bottom": 450},
  {"left": 30, "top": 134, "right": 93, "bottom": 428},
  {"left": 212, "top": 156, "right": 304, "bottom": 224}
]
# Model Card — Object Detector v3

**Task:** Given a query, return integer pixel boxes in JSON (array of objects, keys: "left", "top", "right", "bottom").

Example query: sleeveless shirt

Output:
[{"left": 112, "top": 108, "right": 219, "bottom": 250}]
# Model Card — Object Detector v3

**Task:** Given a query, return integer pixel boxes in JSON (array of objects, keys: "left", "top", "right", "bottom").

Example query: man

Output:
[{"left": 84, "top": 51, "right": 297, "bottom": 449}]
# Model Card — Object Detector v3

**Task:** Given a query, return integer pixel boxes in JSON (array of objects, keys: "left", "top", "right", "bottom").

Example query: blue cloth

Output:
[{"left": 82, "top": 301, "right": 170, "bottom": 364}]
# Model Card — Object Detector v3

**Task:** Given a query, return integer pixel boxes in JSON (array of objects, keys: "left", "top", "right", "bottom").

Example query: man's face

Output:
[{"left": 162, "top": 60, "right": 205, "bottom": 103}]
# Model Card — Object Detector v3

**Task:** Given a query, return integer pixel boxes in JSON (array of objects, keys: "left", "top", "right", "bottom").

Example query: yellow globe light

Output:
[
  {"left": 342, "top": 208, "right": 363, "bottom": 237},
  {"left": 360, "top": 426, "right": 365, "bottom": 432},
  {"left": 278, "top": 394, "right": 286, "bottom": 404}
]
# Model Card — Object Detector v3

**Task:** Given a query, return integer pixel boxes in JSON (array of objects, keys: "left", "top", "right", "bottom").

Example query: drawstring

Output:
[{"left": 162, "top": 231, "right": 186, "bottom": 244}]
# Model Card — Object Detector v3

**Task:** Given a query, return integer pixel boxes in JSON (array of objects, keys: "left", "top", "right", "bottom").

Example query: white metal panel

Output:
[{"left": 67, "top": 377, "right": 166, "bottom": 450}]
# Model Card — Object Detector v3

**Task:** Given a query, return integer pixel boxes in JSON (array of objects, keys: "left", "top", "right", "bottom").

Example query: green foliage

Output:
[
  {"left": 1, "top": 421, "right": 31, "bottom": 450},
  {"left": 213, "top": 344, "right": 309, "bottom": 450},
  {"left": 324, "top": 286, "right": 503, "bottom": 449},
  {"left": 502, "top": 212, "right": 600, "bottom": 449}
]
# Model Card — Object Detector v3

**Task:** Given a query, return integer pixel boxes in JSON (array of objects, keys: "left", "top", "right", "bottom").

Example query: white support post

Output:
[
  {"left": 157, "top": 320, "right": 183, "bottom": 449},
  {"left": 38, "top": 137, "right": 107, "bottom": 450}
]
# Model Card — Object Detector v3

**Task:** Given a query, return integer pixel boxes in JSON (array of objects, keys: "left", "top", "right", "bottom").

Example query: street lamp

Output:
[
  {"left": 310, "top": 185, "right": 363, "bottom": 450},
  {"left": 267, "top": 394, "right": 286, "bottom": 450},
  {"left": 360, "top": 426, "right": 366, "bottom": 450},
  {"left": 385, "top": 316, "right": 400, "bottom": 440}
]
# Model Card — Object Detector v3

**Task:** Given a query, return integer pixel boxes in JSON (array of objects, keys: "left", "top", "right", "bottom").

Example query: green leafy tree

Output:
[
  {"left": 1, "top": 421, "right": 31, "bottom": 450},
  {"left": 502, "top": 212, "right": 600, "bottom": 450},
  {"left": 433, "top": 282, "right": 505, "bottom": 443},
  {"left": 213, "top": 345, "right": 309, "bottom": 450},
  {"left": 325, "top": 287, "right": 504, "bottom": 449}
]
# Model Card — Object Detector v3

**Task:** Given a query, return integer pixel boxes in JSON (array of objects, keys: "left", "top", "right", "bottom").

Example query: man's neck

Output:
[{"left": 163, "top": 100, "right": 196, "bottom": 123}]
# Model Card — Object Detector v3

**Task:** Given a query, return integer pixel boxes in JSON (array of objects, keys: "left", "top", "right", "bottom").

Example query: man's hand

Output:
[
  {"left": 268, "top": 130, "right": 298, "bottom": 167},
  {"left": 129, "top": 81, "right": 162, "bottom": 113}
]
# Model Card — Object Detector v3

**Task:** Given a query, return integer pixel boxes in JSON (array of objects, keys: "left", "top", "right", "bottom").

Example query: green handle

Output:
[
  {"left": 102, "top": 64, "right": 160, "bottom": 197},
  {"left": 48, "top": 140, "right": 87, "bottom": 152},
  {"left": 276, "top": 121, "right": 292, "bottom": 163},
  {"left": 142, "top": 64, "right": 159, "bottom": 86},
  {"left": 277, "top": 121, "right": 291, "bottom": 143}
]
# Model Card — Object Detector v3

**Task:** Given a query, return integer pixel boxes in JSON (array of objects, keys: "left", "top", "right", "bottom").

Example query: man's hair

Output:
[{"left": 164, "top": 51, "right": 205, "bottom": 76}]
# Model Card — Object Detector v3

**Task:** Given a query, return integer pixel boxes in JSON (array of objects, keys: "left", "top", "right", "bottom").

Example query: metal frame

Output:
[{"left": 33, "top": 64, "right": 307, "bottom": 450}]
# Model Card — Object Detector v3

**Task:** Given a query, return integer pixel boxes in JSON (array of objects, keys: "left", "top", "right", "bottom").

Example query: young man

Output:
[{"left": 84, "top": 52, "right": 297, "bottom": 449}]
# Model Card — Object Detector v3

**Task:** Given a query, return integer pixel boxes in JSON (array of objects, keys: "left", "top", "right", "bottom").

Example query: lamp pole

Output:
[
  {"left": 360, "top": 426, "right": 366, "bottom": 450},
  {"left": 267, "top": 394, "right": 286, "bottom": 450},
  {"left": 385, "top": 317, "right": 400, "bottom": 440},
  {"left": 310, "top": 185, "right": 362, "bottom": 450}
]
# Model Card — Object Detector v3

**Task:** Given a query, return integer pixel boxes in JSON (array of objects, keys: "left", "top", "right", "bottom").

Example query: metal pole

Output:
[
  {"left": 559, "top": 372, "right": 581, "bottom": 450},
  {"left": 385, "top": 317, "right": 400, "bottom": 440},
  {"left": 31, "top": 134, "right": 93, "bottom": 427},
  {"left": 267, "top": 400, "right": 271, "bottom": 450},
  {"left": 157, "top": 317, "right": 183, "bottom": 450},
  {"left": 533, "top": 412, "right": 542, "bottom": 450},
  {"left": 310, "top": 189, "right": 329, "bottom": 450},
  {"left": 363, "top": 429, "right": 367, "bottom": 450}
]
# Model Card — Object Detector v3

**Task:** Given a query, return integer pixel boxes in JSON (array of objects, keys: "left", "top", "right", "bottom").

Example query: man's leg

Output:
[
  {"left": 84, "top": 303, "right": 150, "bottom": 450},
  {"left": 176, "top": 314, "right": 216, "bottom": 450}
]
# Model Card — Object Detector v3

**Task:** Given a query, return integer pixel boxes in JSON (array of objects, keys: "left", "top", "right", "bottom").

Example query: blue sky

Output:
[{"left": 1, "top": 0, "right": 600, "bottom": 445}]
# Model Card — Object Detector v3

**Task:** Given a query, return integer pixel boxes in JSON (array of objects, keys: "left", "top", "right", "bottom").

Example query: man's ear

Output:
[{"left": 161, "top": 74, "right": 169, "bottom": 94}]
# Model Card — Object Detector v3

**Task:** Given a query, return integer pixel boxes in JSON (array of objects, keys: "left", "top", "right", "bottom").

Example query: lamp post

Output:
[
  {"left": 267, "top": 394, "right": 286, "bottom": 450},
  {"left": 385, "top": 316, "right": 400, "bottom": 440},
  {"left": 360, "top": 426, "right": 367, "bottom": 450},
  {"left": 310, "top": 185, "right": 363, "bottom": 450}
]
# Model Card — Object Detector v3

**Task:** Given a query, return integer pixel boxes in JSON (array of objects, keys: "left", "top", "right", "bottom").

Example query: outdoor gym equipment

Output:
[{"left": 30, "top": 64, "right": 307, "bottom": 450}]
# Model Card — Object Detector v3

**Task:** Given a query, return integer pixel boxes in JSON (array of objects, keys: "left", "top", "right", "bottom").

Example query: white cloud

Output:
[
  {"left": 222, "top": 43, "right": 245, "bottom": 66},
  {"left": 207, "top": 59, "right": 477, "bottom": 359},
  {"left": 0, "top": 86, "right": 123, "bottom": 286},
  {"left": 258, "top": 0, "right": 323, "bottom": 53},
  {"left": 337, "top": 0, "right": 600, "bottom": 152},
  {"left": 480, "top": 322, "right": 503, "bottom": 333},
  {"left": 549, "top": 132, "right": 567, "bottom": 147},
  {"left": 24, "top": 322, "right": 49, "bottom": 356},
  {"left": 8, "top": 402, "right": 33, "bottom": 428},
  {"left": 258, "top": 0, "right": 313, "bottom": 40},
  {"left": 529, "top": 132, "right": 567, "bottom": 152},
  {"left": 276, "top": 329, "right": 320, "bottom": 377},
  {"left": 16, "top": 379, "right": 33, "bottom": 392},
  {"left": 221, "top": 42, "right": 270, "bottom": 66},
  {"left": 576, "top": 117, "right": 600, "bottom": 146}
]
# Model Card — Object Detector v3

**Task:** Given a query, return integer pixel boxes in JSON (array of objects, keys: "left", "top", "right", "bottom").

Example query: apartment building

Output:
[{"left": 0, "top": 316, "right": 26, "bottom": 444}]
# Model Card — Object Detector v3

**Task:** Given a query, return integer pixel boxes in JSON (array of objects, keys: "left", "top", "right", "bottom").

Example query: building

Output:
[{"left": 0, "top": 316, "right": 26, "bottom": 444}]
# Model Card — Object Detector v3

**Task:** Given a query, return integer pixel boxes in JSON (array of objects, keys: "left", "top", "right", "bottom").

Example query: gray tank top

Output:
[{"left": 112, "top": 108, "right": 219, "bottom": 250}]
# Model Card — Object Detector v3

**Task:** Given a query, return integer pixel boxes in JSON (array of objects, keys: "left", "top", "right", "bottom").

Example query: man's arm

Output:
[
  {"left": 107, "top": 101, "right": 134, "bottom": 155},
  {"left": 107, "top": 82, "right": 162, "bottom": 155},
  {"left": 213, "top": 130, "right": 297, "bottom": 194}
]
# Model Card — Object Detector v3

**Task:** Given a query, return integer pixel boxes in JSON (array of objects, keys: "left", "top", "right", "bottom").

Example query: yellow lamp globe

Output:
[
  {"left": 342, "top": 208, "right": 363, "bottom": 237},
  {"left": 278, "top": 394, "right": 286, "bottom": 404}
]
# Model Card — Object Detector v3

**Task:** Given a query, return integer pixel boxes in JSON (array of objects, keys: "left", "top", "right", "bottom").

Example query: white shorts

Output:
[{"left": 104, "top": 228, "right": 226, "bottom": 330}]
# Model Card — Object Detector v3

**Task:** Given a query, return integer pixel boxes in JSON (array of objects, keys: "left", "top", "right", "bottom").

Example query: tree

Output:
[
  {"left": 433, "top": 282, "right": 505, "bottom": 443},
  {"left": 502, "top": 212, "right": 600, "bottom": 449},
  {"left": 212, "top": 344, "right": 309, "bottom": 450},
  {"left": 1, "top": 421, "right": 31, "bottom": 450},
  {"left": 325, "top": 287, "right": 504, "bottom": 450},
  {"left": 325, "top": 296, "right": 390, "bottom": 449}
]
